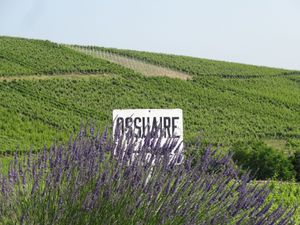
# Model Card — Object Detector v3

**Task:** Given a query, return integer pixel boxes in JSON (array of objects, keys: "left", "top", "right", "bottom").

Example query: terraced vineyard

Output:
[
  {"left": 70, "top": 45, "right": 191, "bottom": 80},
  {"left": 0, "top": 36, "right": 299, "bottom": 152},
  {"left": 0, "top": 36, "right": 134, "bottom": 76},
  {"left": 0, "top": 74, "right": 299, "bottom": 151},
  {"left": 74, "top": 45, "right": 297, "bottom": 77}
]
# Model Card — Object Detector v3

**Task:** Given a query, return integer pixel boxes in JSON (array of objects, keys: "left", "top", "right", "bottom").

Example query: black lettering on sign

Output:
[
  {"left": 151, "top": 117, "right": 160, "bottom": 137},
  {"left": 172, "top": 117, "right": 180, "bottom": 138},
  {"left": 116, "top": 117, "right": 124, "bottom": 134},
  {"left": 142, "top": 117, "right": 151, "bottom": 138},
  {"left": 115, "top": 116, "right": 181, "bottom": 138},
  {"left": 125, "top": 117, "right": 132, "bottom": 130},
  {"left": 134, "top": 117, "right": 142, "bottom": 138},
  {"left": 152, "top": 117, "right": 158, "bottom": 130},
  {"left": 164, "top": 117, "right": 171, "bottom": 138}
]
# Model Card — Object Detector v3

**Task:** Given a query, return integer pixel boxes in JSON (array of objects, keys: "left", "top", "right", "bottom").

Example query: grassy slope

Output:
[
  {"left": 0, "top": 36, "right": 299, "bottom": 152},
  {"left": 1, "top": 75, "right": 299, "bottom": 151},
  {"left": 80, "top": 45, "right": 297, "bottom": 77},
  {"left": 0, "top": 36, "right": 134, "bottom": 76}
]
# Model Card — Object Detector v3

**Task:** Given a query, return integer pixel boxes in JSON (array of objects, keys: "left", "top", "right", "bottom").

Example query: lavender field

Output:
[{"left": 0, "top": 127, "right": 296, "bottom": 224}]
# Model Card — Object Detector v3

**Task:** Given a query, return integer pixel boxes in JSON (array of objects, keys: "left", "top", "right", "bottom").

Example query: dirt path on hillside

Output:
[{"left": 71, "top": 47, "right": 191, "bottom": 80}]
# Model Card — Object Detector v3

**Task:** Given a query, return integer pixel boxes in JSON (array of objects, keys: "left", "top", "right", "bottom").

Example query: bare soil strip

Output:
[{"left": 72, "top": 47, "right": 192, "bottom": 80}]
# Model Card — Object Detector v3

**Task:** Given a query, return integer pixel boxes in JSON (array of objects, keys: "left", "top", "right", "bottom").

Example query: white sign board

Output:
[{"left": 113, "top": 109, "right": 183, "bottom": 153}]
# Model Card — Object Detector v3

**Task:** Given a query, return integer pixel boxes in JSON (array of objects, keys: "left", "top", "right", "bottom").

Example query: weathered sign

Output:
[{"left": 113, "top": 109, "right": 183, "bottom": 153}]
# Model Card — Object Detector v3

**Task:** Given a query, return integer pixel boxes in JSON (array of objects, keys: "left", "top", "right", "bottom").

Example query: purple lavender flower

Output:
[{"left": 0, "top": 125, "right": 295, "bottom": 224}]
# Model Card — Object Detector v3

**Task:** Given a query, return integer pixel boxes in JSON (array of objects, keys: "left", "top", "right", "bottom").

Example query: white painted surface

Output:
[{"left": 113, "top": 109, "right": 183, "bottom": 153}]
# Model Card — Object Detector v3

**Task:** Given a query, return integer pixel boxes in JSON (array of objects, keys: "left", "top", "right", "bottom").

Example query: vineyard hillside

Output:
[{"left": 0, "top": 36, "right": 299, "bottom": 154}]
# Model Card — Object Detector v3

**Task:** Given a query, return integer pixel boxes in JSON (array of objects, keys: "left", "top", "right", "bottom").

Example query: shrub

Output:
[
  {"left": 232, "top": 140, "right": 295, "bottom": 181},
  {"left": 291, "top": 149, "right": 300, "bottom": 182},
  {"left": 0, "top": 128, "right": 295, "bottom": 224}
]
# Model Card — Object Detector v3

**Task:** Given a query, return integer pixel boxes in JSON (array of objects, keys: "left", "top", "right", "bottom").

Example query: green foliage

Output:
[
  {"left": 0, "top": 36, "right": 134, "bottom": 76},
  {"left": 267, "top": 181, "right": 300, "bottom": 223},
  {"left": 232, "top": 141, "right": 295, "bottom": 181},
  {"left": 0, "top": 36, "right": 299, "bottom": 183},
  {"left": 291, "top": 149, "right": 300, "bottom": 182},
  {"left": 0, "top": 74, "right": 299, "bottom": 152},
  {"left": 0, "top": 57, "right": 34, "bottom": 76},
  {"left": 0, "top": 36, "right": 299, "bottom": 221}
]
